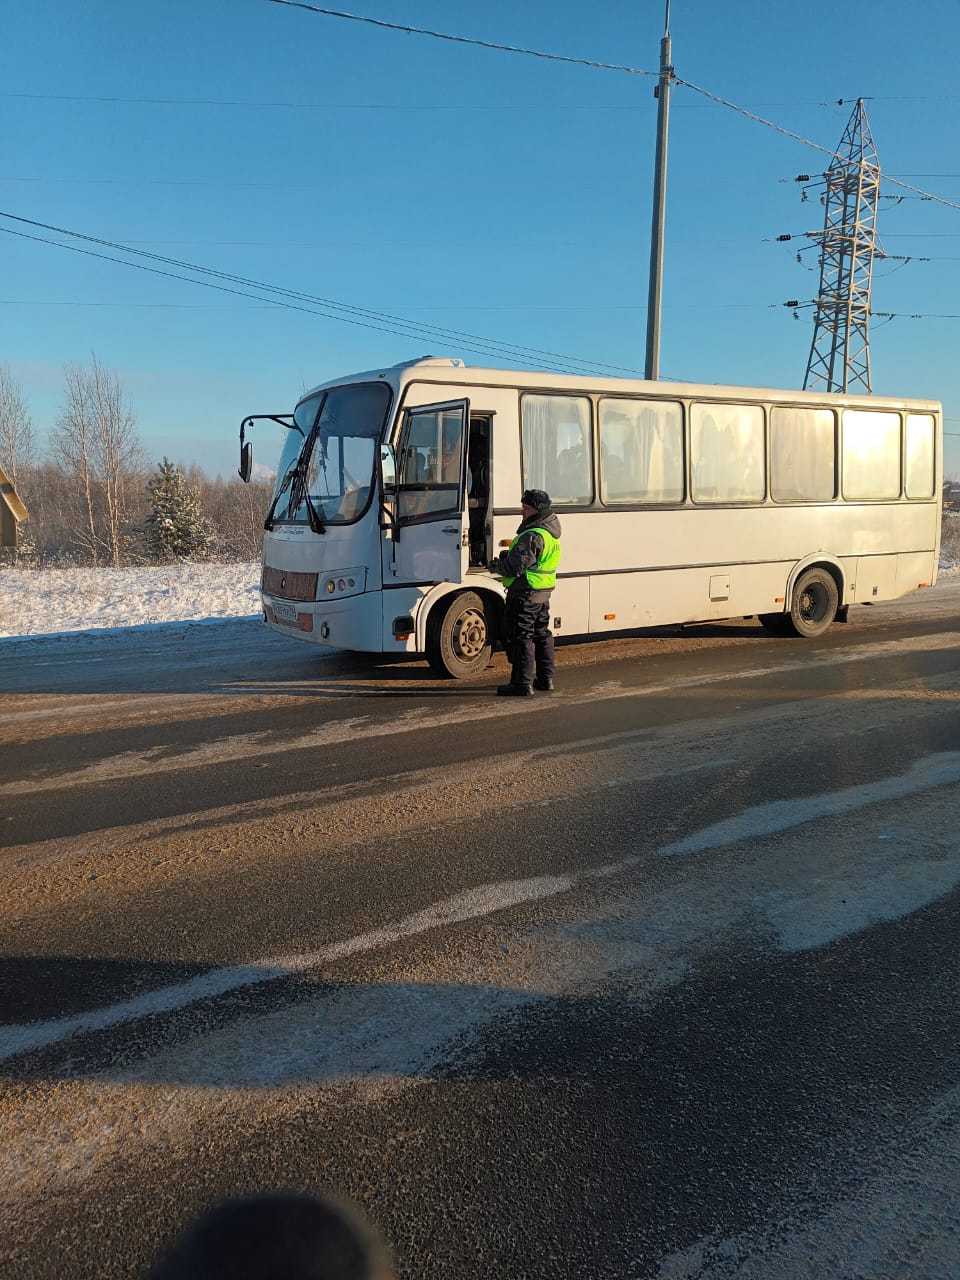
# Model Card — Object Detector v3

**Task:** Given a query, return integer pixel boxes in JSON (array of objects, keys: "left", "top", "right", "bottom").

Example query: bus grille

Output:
[{"left": 261, "top": 566, "right": 319, "bottom": 601}]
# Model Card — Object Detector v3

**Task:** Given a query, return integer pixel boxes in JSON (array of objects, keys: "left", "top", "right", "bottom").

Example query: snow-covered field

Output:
[{"left": 0, "top": 562, "right": 262, "bottom": 641}]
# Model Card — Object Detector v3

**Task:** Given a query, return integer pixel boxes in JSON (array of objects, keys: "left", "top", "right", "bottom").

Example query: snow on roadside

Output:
[{"left": 0, "top": 562, "right": 261, "bottom": 641}]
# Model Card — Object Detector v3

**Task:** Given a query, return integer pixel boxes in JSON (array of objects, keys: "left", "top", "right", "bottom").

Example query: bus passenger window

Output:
[
  {"left": 520, "top": 393, "right": 593, "bottom": 505},
  {"left": 770, "top": 407, "right": 835, "bottom": 502},
  {"left": 599, "top": 398, "right": 683, "bottom": 503},
  {"left": 691, "top": 402, "right": 764, "bottom": 504},
  {"left": 842, "top": 410, "right": 900, "bottom": 500}
]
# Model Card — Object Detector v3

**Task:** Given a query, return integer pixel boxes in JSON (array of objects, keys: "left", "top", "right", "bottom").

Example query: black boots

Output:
[{"left": 496, "top": 679, "right": 554, "bottom": 696}]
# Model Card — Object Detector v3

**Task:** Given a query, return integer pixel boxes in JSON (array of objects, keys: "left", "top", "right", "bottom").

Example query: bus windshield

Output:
[{"left": 271, "top": 382, "right": 391, "bottom": 526}]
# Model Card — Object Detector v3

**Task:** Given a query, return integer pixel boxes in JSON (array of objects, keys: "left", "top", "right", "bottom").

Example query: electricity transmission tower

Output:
[{"left": 803, "top": 98, "right": 882, "bottom": 393}]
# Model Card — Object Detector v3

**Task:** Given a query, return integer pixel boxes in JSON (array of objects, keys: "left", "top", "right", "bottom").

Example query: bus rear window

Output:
[{"left": 905, "top": 413, "right": 935, "bottom": 499}]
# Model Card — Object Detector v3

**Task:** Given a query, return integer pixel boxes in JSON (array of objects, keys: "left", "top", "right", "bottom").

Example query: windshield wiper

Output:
[
  {"left": 267, "top": 435, "right": 326, "bottom": 534},
  {"left": 288, "top": 461, "right": 326, "bottom": 534}
]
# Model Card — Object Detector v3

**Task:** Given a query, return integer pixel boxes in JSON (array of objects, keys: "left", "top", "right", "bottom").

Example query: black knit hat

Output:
[{"left": 521, "top": 488, "right": 551, "bottom": 511}]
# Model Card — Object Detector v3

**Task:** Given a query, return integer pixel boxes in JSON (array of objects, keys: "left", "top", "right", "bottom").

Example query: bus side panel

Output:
[
  {"left": 896, "top": 551, "right": 938, "bottom": 594},
  {"left": 852, "top": 554, "right": 898, "bottom": 604},
  {"left": 558, "top": 505, "right": 938, "bottom": 578},
  {"left": 550, "top": 578, "right": 589, "bottom": 636},
  {"left": 585, "top": 563, "right": 800, "bottom": 630}
]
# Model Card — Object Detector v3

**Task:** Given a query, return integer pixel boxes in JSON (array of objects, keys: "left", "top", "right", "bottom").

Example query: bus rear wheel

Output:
[
  {"left": 786, "top": 567, "right": 839, "bottom": 637},
  {"left": 427, "top": 591, "right": 493, "bottom": 679}
]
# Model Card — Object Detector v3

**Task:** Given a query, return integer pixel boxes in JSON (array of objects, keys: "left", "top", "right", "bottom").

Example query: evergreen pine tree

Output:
[{"left": 144, "top": 457, "right": 212, "bottom": 561}]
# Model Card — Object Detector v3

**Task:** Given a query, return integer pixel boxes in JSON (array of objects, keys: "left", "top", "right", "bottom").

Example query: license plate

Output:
[{"left": 272, "top": 600, "right": 298, "bottom": 623}]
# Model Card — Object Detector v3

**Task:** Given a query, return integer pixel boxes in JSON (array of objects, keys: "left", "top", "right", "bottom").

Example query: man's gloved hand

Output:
[{"left": 487, "top": 559, "right": 502, "bottom": 575}]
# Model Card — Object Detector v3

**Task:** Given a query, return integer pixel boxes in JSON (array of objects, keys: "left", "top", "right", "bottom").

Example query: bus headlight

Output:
[{"left": 320, "top": 568, "right": 366, "bottom": 600}]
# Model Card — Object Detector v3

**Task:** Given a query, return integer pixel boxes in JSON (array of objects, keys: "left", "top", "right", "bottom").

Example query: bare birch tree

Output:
[
  {"left": 0, "top": 365, "right": 36, "bottom": 488},
  {"left": 201, "top": 473, "right": 273, "bottom": 559},
  {"left": 53, "top": 356, "right": 147, "bottom": 566}
]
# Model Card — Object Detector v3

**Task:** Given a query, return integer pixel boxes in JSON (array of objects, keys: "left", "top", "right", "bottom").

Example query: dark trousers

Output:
[{"left": 504, "top": 593, "right": 554, "bottom": 688}]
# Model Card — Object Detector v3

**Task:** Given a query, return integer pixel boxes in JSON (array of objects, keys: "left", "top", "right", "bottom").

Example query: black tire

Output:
[
  {"left": 759, "top": 611, "right": 794, "bottom": 636},
  {"left": 426, "top": 591, "right": 493, "bottom": 678},
  {"left": 786, "top": 567, "right": 839, "bottom": 638}
]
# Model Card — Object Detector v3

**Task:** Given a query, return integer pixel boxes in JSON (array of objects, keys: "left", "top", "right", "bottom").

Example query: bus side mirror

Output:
[
  {"left": 239, "top": 440, "right": 253, "bottom": 484},
  {"left": 379, "top": 444, "right": 397, "bottom": 493}
]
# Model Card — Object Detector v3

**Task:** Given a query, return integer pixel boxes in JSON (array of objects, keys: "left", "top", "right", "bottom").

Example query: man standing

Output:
[{"left": 488, "top": 488, "right": 562, "bottom": 697}]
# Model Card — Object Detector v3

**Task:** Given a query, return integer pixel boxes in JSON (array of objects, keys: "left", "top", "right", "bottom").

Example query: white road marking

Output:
[
  {"left": 659, "top": 751, "right": 960, "bottom": 857},
  {"left": 5, "top": 750, "right": 960, "bottom": 1065},
  {"left": 0, "top": 876, "right": 572, "bottom": 1063}
]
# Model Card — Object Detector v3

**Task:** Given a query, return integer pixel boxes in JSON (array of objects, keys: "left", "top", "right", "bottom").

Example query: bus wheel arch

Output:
[{"left": 425, "top": 588, "right": 501, "bottom": 679}]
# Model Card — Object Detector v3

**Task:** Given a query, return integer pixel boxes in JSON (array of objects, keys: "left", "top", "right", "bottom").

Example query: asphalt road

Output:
[{"left": 2, "top": 581, "right": 960, "bottom": 1279}]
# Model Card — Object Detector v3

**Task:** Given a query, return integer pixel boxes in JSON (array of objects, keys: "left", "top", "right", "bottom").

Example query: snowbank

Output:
[{"left": 0, "top": 562, "right": 261, "bottom": 640}]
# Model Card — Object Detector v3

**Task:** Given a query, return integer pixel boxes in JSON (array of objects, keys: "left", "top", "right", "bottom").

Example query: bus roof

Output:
[{"left": 300, "top": 355, "right": 942, "bottom": 413}]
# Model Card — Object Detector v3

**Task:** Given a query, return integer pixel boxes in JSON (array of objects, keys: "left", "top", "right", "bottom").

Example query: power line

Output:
[
  {"left": 873, "top": 312, "right": 960, "bottom": 319},
  {"left": 0, "top": 222, "right": 589, "bottom": 371},
  {"left": 9, "top": 11, "right": 960, "bottom": 221},
  {"left": 9, "top": 91, "right": 960, "bottom": 112},
  {"left": 259, "top": 3, "right": 960, "bottom": 217},
  {"left": 786, "top": 301, "right": 960, "bottom": 320},
  {"left": 263, "top": 0, "right": 656, "bottom": 76},
  {"left": 1, "top": 175, "right": 386, "bottom": 189},
  {"left": 0, "top": 299, "right": 280, "bottom": 309},
  {"left": 0, "top": 299, "right": 774, "bottom": 312},
  {"left": 0, "top": 210, "right": 649, "bottom": 377},
  {"left": 8, "top": 10, "right": 960, "bottom": 382},
  {"left": 2, "top": 92, "right": 647, "bottom": 111}
]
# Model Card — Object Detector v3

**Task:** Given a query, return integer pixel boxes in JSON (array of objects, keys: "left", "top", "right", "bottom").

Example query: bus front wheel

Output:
[
  {"left": 427, "top": 591, "right": 493, "bottom": 679},
  {"left": 786, "top": 567, "right": 839, "bottom": 637}
]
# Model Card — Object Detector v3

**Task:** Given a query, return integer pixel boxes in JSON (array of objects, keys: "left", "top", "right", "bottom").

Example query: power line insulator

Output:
[
  {"left": 795, "top": 174, "right": 811, "bottom": 182},
  {"left": 777, "top": 234, "right": 792, "bottom": 242},
  {"left": 785, "top": 300, "right": 800, "bottom": 308}
]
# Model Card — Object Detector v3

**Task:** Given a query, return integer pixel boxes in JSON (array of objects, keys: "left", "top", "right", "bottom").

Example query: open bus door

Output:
[{"left": 386, "top": 399, "right": 469, "bottom": 587}]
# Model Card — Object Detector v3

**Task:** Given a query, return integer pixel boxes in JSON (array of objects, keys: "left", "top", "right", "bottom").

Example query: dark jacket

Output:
[{"left": 489, "top": 508, "right": 562, "bottom": 602}]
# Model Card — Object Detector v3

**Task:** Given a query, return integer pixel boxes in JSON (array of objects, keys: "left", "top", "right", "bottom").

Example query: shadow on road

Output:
[{"left": 3, "top": 886, "right": 959, "bottom": 1279}]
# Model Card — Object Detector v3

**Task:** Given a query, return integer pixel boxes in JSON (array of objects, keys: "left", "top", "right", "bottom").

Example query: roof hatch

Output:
[{"left": 390, "top": 355, "right": 464, "bottom": 369}]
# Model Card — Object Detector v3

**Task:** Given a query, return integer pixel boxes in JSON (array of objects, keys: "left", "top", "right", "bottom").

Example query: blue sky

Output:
[{"left": 3, "top": 0, "right": 960, "bottom": 479}]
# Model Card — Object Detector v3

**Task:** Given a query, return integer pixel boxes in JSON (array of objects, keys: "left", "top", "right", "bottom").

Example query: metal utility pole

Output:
[
  {"left": 803, "top": 98, "right": 882, "bottom": 393},
  {"left": 644, "top": 0, "right": 673, "bottom": 381}
]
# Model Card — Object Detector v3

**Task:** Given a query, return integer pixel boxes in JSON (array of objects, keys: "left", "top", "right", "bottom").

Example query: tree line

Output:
[{"left": 0, "top": 358, "right": 273, "bottom": 566}]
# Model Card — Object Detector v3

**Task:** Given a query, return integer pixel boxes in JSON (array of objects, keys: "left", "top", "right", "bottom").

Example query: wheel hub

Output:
[
  {"left": 453, "top": 609, "right": 486, "bottom": 659},
  {"left": 800, "top": 587, "right": 822, "bottom": 619}
]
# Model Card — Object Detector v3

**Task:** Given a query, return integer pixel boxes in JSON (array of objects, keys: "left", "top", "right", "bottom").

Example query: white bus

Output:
[{"left": 239, "top": 356, "right": 942, "bottom": 679}]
